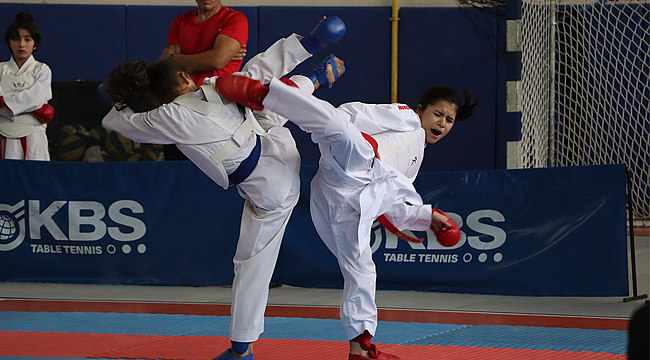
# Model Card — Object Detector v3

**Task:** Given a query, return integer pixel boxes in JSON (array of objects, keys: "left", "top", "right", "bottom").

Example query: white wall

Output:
[{"left": 0, "top": 0, "right": 459, "bottom": 7}]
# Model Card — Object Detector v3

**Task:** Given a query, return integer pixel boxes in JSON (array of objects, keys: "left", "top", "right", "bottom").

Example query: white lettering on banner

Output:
[
  {"left": 30, "top": 244, "right": 103, "bottom": 254},
  {"left": 372, "top": 209, "right": 507, "bottom": 264},
  {"left": 108, "top": 200, "right": 146, "bottom": 241},
  {"left": 382, "top": 253, "right": 459, "bottom": 263},
  {"left": 29, "top": 200, "right": 67, "bottom": 240},
  {"left": 1, "top": 199, "right": 147, "bottom": 255},
  {"left": 384, "top": 253, "right": 417, "bottom": 262},
  {"left": 466, "top": 210, "right": 506, "bottom": 250},
  {"left": 69, "top": 201, "right": 106, "bottom": 241},
  {"left": 27, "top": 200, "right": 146, "bottom": 242},
  {"left": 419, "top": 253, "right": 459, "bottom": 263}
]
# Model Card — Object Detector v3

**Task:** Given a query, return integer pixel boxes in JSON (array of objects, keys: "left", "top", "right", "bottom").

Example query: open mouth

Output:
[{"left": 430, "top": 128, "right": 442, "bottom": 136}]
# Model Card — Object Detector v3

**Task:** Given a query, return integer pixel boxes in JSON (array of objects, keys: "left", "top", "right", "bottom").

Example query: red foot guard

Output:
[{"left": 349, "top": 344, "right": 400, "bottom": 360}]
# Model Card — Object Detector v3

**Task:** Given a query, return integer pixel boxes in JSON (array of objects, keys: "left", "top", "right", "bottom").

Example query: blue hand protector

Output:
[
  {"left": 301, "top": 16, "right": 346, "bottom": 54},
  {"left": 304, "top": 54, "right": 345, "bottom": 88}
]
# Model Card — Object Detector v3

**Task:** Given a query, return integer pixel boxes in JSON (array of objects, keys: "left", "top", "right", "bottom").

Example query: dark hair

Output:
[
  {"left": 105, "top": 57, "right": 194, "bottom": 111},
  {"left": 148, "top": 58, "right": 192, "bottom": 105},
  {"left": 417, "top": 85, "right": 479, "bottom": 121},
  {"left": 105, "top": 61, "right": 151, "bottom": 111},
  {"left": 5, "top": 12, "right": 42, "bottom": 53}
]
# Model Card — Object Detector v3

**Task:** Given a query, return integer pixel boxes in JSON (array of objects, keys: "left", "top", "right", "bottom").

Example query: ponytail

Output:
[
  {"left": 456, "top": 89, "right": 479, "bottom": 121},
  {"left": 417, "top": 85, "right": 479, "bottom": 121}
]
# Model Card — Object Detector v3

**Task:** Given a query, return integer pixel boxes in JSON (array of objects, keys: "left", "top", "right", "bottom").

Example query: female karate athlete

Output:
[
  {"left": 0, "top": 11, "right": 54, "bottom": 160},
  {"left": 101, "top": 17, "right": 346, "bottom": 360},
  {"left": 215, "top": 71, "right": 477, "bottom": 360}
]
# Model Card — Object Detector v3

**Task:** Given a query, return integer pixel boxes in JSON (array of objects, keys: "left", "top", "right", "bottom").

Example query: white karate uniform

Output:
[
  {"left": 263, "top": 78, "right": 432, "bottom": 340},
  {"left": 0, "top": 55, "right": 52, "bottom": 160},
  {"left": 102, "top": 34, "right": 311, "bottom": 342}
]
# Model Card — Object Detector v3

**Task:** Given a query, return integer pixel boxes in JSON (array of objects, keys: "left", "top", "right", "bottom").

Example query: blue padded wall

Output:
[
  {"left": 0, "top": 4, "right": 126, "bottom": 83},
  {"left": 399, "top": 7, "right": 504, "bottom": 172}
]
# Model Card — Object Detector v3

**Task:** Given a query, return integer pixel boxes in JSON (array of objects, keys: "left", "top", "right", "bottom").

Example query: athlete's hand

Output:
[
  {"left": 430, "top": 209, "right": 460, "bottom": 247},
  {"left": 31, "top": 104, "right": 54, "bottom": 124},
  {"left": 310, "top": 54, "right": 345, "bottom": 90},
  {"left": 301, "top": 16, "right": 346, "bottom": 54},
  {"left": 160, "top": 44, "right": 180, "bottom": 61}
]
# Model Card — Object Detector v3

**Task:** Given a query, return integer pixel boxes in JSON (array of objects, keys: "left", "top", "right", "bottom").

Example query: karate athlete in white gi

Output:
[
  {"left": 102, "top": 17, "right": 346, "bottom": 360},
  {"left": 215, "top": 71, "right": 477, "bottom": 360},
  {"left": 0, "top": 12, "right": 54, "bottom": 160}
]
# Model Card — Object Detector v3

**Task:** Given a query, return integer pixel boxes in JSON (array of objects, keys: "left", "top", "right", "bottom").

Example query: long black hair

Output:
[
  {"left": 5, "top": 12, "right": 42, "bottom": 53},
  {"left": 417, "top": 85, "right": 479, "bottom": 121},
  {"left": 104, "top": 57, "right": 191, "bottom": 111}
]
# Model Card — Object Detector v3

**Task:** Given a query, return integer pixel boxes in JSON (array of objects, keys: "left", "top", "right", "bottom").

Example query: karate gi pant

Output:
[
  {"left": 1, "top": 131, "right": 49, "bottom": 160},
  {"left": 229, "top": 125, "right": 301, "bottom": 342}
]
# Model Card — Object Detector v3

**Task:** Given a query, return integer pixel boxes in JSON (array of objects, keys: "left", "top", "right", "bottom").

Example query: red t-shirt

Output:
[{"left": 167, "top": 6, "right": 248, "bottom": 85}]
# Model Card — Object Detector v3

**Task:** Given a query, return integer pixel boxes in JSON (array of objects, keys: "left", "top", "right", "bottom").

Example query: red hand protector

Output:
[
  {"left": 215, "top": 74, "right": 268, "bottom": 111},
  {"left": 31, "top": 104, "right": 55, "bottom": 124},
  {"left": 431, "top": 209, "right": 460, "bottom": 247},
  {"left": 0, "top": 96, "right": 5, "bottom": 108}
]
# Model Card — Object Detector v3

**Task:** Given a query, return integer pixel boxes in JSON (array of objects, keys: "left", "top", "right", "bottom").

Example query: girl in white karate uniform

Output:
[
  {"left": 0, "top": 12, "right": 54, "bottom": 160},
  {"left": 102, "top": 17, "right": 345, "bottom": 360},
  {"left": 215, "top": 70, "right": 477, "bottom": 360}
]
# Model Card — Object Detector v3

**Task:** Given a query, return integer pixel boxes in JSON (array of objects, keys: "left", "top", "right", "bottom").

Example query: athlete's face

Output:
[
  {"left": 195, "top": 0, "right": 221, "bottom": 13},
  {"left": 417, "top": 100, "right": 458, "bottom": 144},
  {"left": 9, "top": 28, "right": 35, "bottom": 66}
]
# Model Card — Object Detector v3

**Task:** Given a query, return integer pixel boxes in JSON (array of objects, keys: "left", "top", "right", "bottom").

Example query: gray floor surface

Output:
[{"left": 1, "top": 235, "right": 647, "bottom": 321}]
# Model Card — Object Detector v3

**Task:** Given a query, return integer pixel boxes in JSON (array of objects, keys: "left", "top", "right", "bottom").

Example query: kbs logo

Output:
[
  {"left": 371, "top": 209, "right": 507, "bottom": 264},
  {"left": 0, "top": 199, "right": 146, "bottom": 252},
  {"left": 0, "top": 201, "right": 26, "bottom": 251}
]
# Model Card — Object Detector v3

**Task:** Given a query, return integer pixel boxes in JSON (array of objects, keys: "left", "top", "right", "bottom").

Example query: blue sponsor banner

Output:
[
  {"left": 0, "top": 160, "right": 628, "bottom": 296},
  {"left": 0, "top": 159, "right": 242, "bottom": 286},
  {"left": 276, "top": 164, "right": 629, "bottom": 297}
]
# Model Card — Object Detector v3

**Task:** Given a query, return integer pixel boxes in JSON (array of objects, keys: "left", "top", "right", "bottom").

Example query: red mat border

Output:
[{"left": 0, "top": 299, "right": 629, "bottom": 330}]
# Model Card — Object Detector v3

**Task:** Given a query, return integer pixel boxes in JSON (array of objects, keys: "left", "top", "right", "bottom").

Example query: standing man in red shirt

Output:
[
  {"left": 160, "top": 0, "right": 248, "bottom": 160},
  {"left": 160, "top": 0, "right": 248, "bottom": 87}
]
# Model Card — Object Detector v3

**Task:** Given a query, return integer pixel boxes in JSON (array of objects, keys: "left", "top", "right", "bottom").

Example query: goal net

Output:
[{"left": 518, "top": 0, "right": 649, "bottom": 222}]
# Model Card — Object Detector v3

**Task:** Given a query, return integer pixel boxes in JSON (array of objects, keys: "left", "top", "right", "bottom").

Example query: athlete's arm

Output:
[
  {"left": 167, "top": 34, "right": 242, "bottom": 72},
  {"left": 1, "top": 64, "right": 52, "bottom": 115},
  {"left": 338, "top": 102, "right": 421, "bottom": 135}
]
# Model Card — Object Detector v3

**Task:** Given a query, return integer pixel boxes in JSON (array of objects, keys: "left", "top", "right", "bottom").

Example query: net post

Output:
[
  {"left": 623, "top": 166, "right": 648, "bottom": 302},
  {"left": 506, "top": 0, "right": 523, "bottom": 169}
]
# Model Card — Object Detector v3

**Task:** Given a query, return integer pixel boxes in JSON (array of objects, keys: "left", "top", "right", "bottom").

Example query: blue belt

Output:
[{"left": 228, "top": 135, "right": 261, "bottom": 185}]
